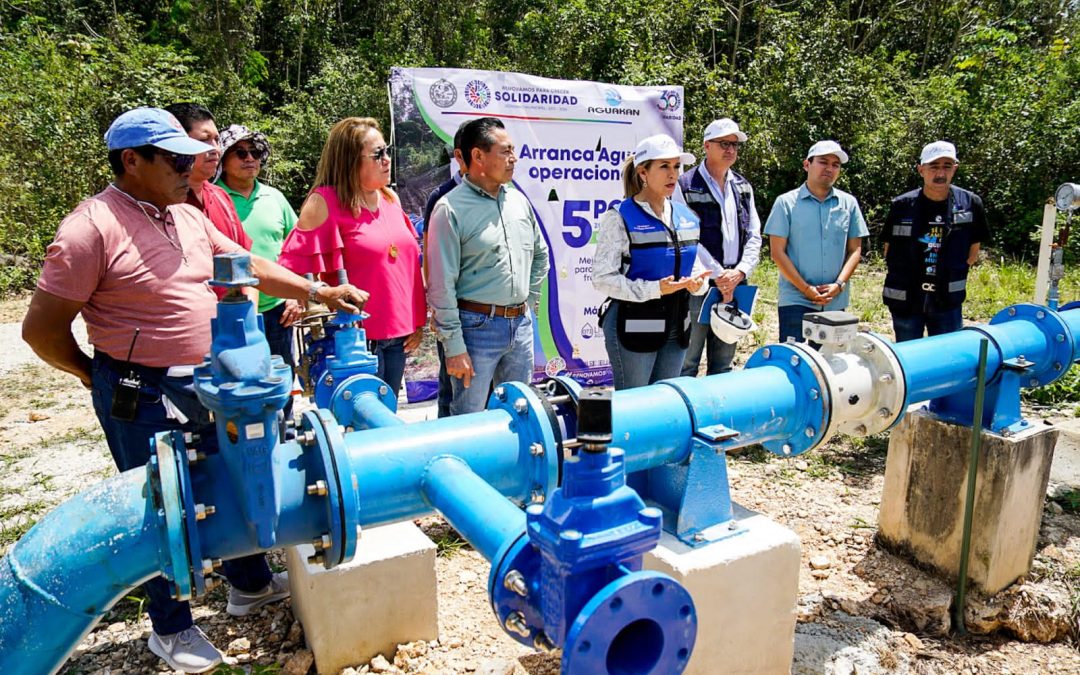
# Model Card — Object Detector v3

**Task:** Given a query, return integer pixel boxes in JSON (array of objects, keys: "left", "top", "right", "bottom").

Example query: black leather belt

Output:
[{"left": 458, "top": 299, "right": 528, "bottom": 318}]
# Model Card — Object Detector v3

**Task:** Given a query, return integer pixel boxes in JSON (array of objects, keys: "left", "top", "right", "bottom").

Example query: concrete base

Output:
[
  {"left": 645, "top": 504, "right": 801, "bottom": 675},
  {"left": 878, "top": 410, "right": 1058, "bottom": 594},
  {"left": 286, "top": 522, "right": 439, "bottom": 675}
]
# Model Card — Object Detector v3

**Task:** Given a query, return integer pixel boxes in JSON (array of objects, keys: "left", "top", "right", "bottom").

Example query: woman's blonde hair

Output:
[
  {"left": 312, "top": 117, "right": 395, "bottom": 214},
  {"left": 621, "top": 156, "right": 652, "bottom": 198}
]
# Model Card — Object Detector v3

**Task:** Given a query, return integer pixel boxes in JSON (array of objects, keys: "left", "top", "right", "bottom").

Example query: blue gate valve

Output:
[
  {"left": 490, "top": 388, "right": 697, "bottom": 674},
  {"left": 313, "top": 309, "right": 379, "bottom": 409},
  {"left": 195, "top": 253, "right": 293, "bottom": 549}
]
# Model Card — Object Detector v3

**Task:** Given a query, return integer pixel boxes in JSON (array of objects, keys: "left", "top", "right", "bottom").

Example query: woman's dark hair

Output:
[
  {"left": 107, "top": 145, "right": 157, "bottom": 176},
  {"left": 163, "top": 102, "right": 214, "bottom": 133},
  {"left": 459, "top": 117, "right": 505, "bottom": 169}
]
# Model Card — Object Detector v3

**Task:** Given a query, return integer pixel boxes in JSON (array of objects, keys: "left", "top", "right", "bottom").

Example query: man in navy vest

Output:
[
  {"left": 674, "top": 118, "right": 761, "bottom": 374},
  {"left": 881, "top": 141, "right": 988, "bottom": 341}
]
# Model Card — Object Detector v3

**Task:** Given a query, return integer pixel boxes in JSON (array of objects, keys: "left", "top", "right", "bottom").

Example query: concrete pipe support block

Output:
[
  {"left": 286, "top": 521, "right": 439, "bottom": 674},
  {"left": 878, "top": 409, "right": 1058, "bottom": 594},
  {"left": 645, "top": 504, "right": 802, "bottom": 674}
]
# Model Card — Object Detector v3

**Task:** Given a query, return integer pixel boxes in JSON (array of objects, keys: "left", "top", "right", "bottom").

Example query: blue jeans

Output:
[
  {"left": 90, "top": 352, "right": 272, "bottom": 635},
  {"left": 681, "top": 294, "right": 737, "bottom": 376},
  {"left": 262, "top": 301, "right": 295, "bottom": 419},
  {"left": 602, "top": 301, "right": 687, "bottom": 390},
  {"left": 449, "top": 309, "right": 534, "bottom": 415},
  {"left": 371, "top": 336, "right": 407, "bottom": 398},
  {"left": 891, "top": 306, "right": 963, "bottom": 342},
  {"left": 778, "top": 304, "right": 825, "bottom": 349}
]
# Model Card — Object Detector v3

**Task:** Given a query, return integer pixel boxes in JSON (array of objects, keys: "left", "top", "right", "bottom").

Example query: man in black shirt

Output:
[{"left": 881, "top": 141, "right": 988, "bottom": 341}]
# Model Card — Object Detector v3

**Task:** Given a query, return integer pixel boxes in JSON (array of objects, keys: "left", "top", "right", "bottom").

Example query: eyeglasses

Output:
[
  {"left": 708, "top": 140, "right": 744, "bottom": 151},
  {"left": 156, "top": 150, "right": 196, "bottom": 174},
  {"left": 232, "top": 148, "right": 266, "bottom": 161},
  {"left": 367, "top": 145, "right": 393, "bottom": 162}
]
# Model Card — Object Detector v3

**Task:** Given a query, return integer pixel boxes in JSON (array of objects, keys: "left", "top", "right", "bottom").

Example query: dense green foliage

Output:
[{"left": 1, "top": 1, "right": 1078, "bottom": 293}]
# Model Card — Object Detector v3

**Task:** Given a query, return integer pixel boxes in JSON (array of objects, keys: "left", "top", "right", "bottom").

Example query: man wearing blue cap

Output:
[
  {"left": 881, "top": 141, "right": 988, "bottom": 341},
  {"left": 21, "top": 107, "right": 369, "bottom": 673},
  {"left": 764, "top": 140, "right": 868, "bottom": 344}
]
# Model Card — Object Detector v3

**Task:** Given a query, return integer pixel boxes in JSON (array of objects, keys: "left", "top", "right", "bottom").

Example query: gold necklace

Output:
[
  {"left": 110, "top": 185, "right": 188, "bottom": 265},
  {"left": 359, "top": 191, "right": 380, "bottom": 212}
]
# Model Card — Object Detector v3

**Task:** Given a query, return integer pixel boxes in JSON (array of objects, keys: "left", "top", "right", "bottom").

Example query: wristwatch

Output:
[
  {"left": 836, "top": 279, "right": 847, "bottom": 290},
  {"left": 308, "top": 280, "right": 328, "bottom": 303}
]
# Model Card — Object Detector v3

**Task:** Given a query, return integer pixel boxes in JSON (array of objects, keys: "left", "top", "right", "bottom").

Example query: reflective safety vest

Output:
[
  {"left": 882, "top": 186, "right": 979, "bottom": 312},
  {"left": 619, "top": 199, "right": 700, "bottom": 281},
  {"left": 677, "top": 166, "right": 753, "bottom": 266}
]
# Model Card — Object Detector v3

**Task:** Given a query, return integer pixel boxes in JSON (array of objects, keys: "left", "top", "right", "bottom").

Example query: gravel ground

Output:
[{"left": 0, "top": 293, "right": 1078, "bottom": 675}]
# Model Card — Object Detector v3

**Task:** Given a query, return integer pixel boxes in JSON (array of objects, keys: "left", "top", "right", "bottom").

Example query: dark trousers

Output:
[
  {"left": 890, "top": 305, "right": 963, "bottom": 342},
  {"left": 436, "top": 341, "right": 452, "bottom": 418},
  {"left": 262, "top": 301, "right": 296, "bottom": 420},
  {"left": 90, "top": 352, "right": 272, "bottom": 635}
]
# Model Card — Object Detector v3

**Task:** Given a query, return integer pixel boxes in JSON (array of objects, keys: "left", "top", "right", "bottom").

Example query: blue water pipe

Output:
[{"left": 4, "top": 251, "right": 1080, "bottom": 674}]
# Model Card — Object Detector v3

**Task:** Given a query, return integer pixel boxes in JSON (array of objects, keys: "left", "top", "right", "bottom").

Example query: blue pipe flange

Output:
[
  {"left": 487, "top": 381, "right": 560, "bottom": 504},
  {"left": 819, "top": 331, "right": 906, "bottom": 437},
  {"left": 148, "top": 432, "right": 194, "bottom": 601},
  {"left": 989, "top": 303, "right": 1074, "bottom": 387},
  {"left": 168, "top": 431, "right": 211, "bottom": 597},
  {"left": 299, "top": 409, "right": 360, "bottom": 568},
  {"left": 330, "top": 374, "right": 397, "bottom": 428},
  {"left": 487, "top": 534, "right": 547, "bottom": 651},
  {"left": 562, "top": 570, "right": 697, "bottom": 675},
  {"left": 744, "top": 342, "right": 832, "bottom": 456}
]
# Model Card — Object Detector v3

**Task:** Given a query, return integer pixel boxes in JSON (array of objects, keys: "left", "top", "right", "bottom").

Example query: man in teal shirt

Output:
[
  {"left": 764, "top": 140, "right": 868, "bottom": 344},
  {"left": 426, "top": 117, "right": 550, "bottom": 415},
  {"left": 216, "top": 125, "right": 300, "bottom": 409}
]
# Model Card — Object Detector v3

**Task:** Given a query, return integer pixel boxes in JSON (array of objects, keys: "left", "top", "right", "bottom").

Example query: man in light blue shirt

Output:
[
  {"left": 426, "top": 117, "right": 550, "bottom": 415},
  {"left": 764, "top": 141, "right": 868, "bottom": 344}
]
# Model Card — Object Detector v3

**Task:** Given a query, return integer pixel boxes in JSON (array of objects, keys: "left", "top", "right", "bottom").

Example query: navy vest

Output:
[
  {"left": 619, "top": 199, "right": 700, "bottom": 281},
  {"left": 882, "top": 186, "right": 978, "bottom": 311},
  {"left": 677, "top": 166, "right": 753, "bottom": 266}
]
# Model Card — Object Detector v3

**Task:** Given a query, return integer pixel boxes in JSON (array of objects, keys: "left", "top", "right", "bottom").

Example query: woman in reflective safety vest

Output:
[{"left": 593, "top": 134, "right": 711, "bottom": 389}]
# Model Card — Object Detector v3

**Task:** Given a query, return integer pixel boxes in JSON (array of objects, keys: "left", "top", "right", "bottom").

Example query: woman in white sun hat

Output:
[{"left": 593, "top": 134, "right": 714, "bottom": 389}]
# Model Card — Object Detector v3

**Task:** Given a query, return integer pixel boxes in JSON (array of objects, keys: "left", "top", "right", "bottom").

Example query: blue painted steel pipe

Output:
[
  {"left": 351, "top": 393, "right": 406, "bottom": 430},
  {"left": 0, "top": 471, "right": 160, "bottom": 674},
  {"left": 421, "top": 455, "right": 526, "bottom": 561},
  {"left": 344, "top": 407, "right": 547, "bottom": 526}
]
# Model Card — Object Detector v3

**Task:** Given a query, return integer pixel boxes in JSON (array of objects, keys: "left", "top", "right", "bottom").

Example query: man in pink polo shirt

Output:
[{"left": 21, "top": 107, "right": 368, "bottom": 674}]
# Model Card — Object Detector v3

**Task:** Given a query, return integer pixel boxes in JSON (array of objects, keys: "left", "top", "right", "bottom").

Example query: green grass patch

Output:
[
  {"left": 1050, "top": 489, "right": 1080, "bottom": 514},
  {"left": 433, "top": 530, "right": 468, "bottom": 558}
]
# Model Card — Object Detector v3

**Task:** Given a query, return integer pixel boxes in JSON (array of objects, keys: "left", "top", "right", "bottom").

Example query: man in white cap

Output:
[
  {"left": 674, "top": 118, "right": 761, "bottom": 375},
  {"left": 764, "top": 140, "right": 868, "bottom": 344},
  {"left": 881, "top": 141, "right": 987, "bottom": 341},
  {"left": 21, "top": 107, "right": 368, "bottom": 673}
]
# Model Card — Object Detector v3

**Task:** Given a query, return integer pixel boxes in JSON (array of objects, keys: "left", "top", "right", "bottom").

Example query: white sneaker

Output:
[
  {"left": 147, "top": 625, "right": 223, "bottom": 673},
  {"left": 226, "top": 571, "right": 290, "bottom": 616}
]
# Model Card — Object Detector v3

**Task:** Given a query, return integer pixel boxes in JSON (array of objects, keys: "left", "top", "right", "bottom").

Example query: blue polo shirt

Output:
[{"left": 764, "top": 183, "right": 868, "bottom": 309}]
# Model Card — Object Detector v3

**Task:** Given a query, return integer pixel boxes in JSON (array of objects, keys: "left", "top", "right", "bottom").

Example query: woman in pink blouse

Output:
[{"left": 279, "top": 117, "right": 426, "bottom": 398}]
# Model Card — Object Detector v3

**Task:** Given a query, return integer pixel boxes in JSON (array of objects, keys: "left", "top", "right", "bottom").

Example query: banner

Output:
[{"left": 388, "top": 67, "right": 684, "bottom": 399}]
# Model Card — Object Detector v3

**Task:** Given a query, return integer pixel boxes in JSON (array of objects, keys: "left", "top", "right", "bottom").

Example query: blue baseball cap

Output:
[{"left": 103, "top": 107, "right": 215, "bottom": 155}]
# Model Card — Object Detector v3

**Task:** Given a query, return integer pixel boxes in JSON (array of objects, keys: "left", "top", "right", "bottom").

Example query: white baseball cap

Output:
[
  {"left": 633, "top": 134, "right": 696, "bottom": 167},
  {"left": 703, "top": 118, "right": 747, "bottom": 143},
  {"left": 920, "top": 141, "right": 959, "bottom": 165},
  {"left": 806, "top": 140, "right": 849, "bottom": 164}
]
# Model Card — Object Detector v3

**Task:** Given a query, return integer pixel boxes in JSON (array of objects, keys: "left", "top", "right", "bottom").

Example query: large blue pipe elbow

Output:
[{"left": 0, "top": 470, "right": 160, "bottom": 675}]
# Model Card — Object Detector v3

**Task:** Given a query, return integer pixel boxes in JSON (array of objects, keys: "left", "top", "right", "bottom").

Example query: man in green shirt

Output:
[
  {"left": 216, "top": 125, "right": 300, "bottom": 413},
  {"left": 426, "top": 117, "right": 550, "bottom": 415}
]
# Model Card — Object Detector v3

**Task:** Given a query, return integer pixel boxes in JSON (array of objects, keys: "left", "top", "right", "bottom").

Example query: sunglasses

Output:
[
  {"left": 231, "top": 147, "right": 266, "bottom": 161},
  {"left": 367, "top": 145, "right": 393, "bottom": 162},
  {"left": 156, "top": 149, "right": 196, "bottom": 174},
  {"left": 709, "top": 140, "right": 744, "bottom": 151}
]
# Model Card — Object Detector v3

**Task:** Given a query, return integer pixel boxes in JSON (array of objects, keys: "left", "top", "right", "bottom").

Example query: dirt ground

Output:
[{"left": 1, "top": 291, "right": 1078, "bottom": 675}]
